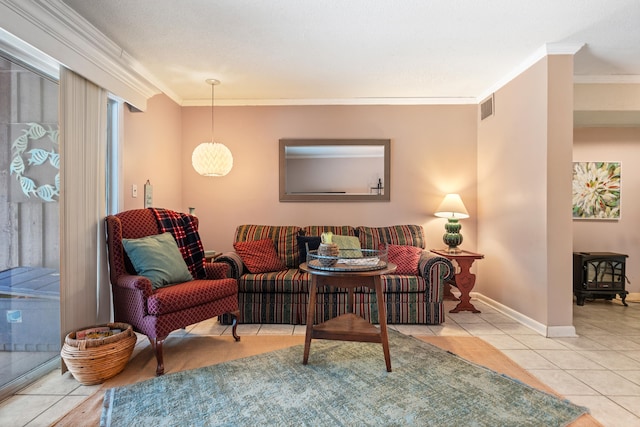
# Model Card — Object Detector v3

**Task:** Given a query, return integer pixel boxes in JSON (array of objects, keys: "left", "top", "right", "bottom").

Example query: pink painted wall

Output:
[
  {"left": 123, "top": 94, "right": 183, "bottom": 211},
  {"left": 477, "top": 55, "right": 575, "bottom": 331},
  {"left": 123, "top": 66, "right": 606, "bottom": 333},
  {"left": 478, "top": 58, "right": 550, "bottom": 325},
  {"left": 573, "top": 127, "right": 640, "bottom": 295},
  {"left": 546, "top": 54, "right": 576, "bottom": 327},
  {"left": 7, "top": 0, "right": 633, "bottom": 332},
  {"left": 180, "top": 105, "right": 478, "bottom": 253}
]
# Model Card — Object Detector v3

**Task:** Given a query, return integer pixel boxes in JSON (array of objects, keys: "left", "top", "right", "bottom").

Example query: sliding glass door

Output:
[{"left": 0, "top": 53, "right": 60, "bottom": 399}]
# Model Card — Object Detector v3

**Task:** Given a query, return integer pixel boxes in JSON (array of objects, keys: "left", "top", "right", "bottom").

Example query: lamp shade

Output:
[
  {"left": 434, "top": 193, "right": 469, "bottom": 219},
  {"left": 192, "top": 142, "right": 233, "bottom": 176}
]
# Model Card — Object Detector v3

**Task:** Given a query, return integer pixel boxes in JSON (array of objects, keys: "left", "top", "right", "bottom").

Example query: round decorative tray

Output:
[{"left": 307, "top": 248, "right": 388, "bottom": 271}]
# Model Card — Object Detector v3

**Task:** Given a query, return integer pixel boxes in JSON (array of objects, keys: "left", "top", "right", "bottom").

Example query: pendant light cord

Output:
[{"left": 210, "top": 81, "right": 215, "bottom": 142}]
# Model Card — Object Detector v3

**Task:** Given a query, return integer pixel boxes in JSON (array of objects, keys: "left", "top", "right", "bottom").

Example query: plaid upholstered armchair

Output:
[{"left": 105, "top": 208, "right": 239, "bottom": 375}]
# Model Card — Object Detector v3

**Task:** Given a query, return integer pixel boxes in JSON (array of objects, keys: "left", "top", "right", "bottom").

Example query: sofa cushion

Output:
[
  {"left": 234, "top": 225, "right": 302, "bottom": 268},
  {"left": 146, "top": 278, "right": 238, "bottom": 315},
  {"left": 122, "top": 232, "right": 193, "bottom": 290},
  {"left": 357, "top": 225, "right": 425, "bottom": 249},
  {"left": 238, "top": 269, "right": 310, "bottom": 293},
  {"left": 297, "top": 235, "right": 322, "bottom": 264},
  {"left": 383, "top": 244, "right": 422, "bottom": 275},
  {"left": 234, "top": 239, "right": 287, "bottom": 273},
  {"left": 236, "top": 269, "right": 427, "bottom": 294},
  {"left": 382, "top": 275, "right": 427, "bottom": 293}
]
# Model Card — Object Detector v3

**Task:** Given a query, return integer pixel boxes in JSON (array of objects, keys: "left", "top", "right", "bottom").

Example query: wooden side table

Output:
[
  {"left": 430, "top": 249, "right": 484, "bottom": 313},
  {"left": 299, "top": 262, "right": 397, "bottom": 372}
]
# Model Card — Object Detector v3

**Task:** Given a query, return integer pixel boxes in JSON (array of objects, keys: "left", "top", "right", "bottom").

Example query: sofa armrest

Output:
[
  {"left": 418, "top": 252, "right": 455, "bottom": 291},
  {"left": 215, "top": 252, "right": 245, "bottom": 279},
  {"left": 204, "top": 261, "right": 230, "bottom": 279},
  {"left": 115, "top": 274, "right": 154, "bottom": 298}
]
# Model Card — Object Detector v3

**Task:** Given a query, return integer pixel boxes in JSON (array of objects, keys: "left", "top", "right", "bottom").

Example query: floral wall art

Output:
[{"left": 572, "top": 162, "right": 621, "bottom": 220}]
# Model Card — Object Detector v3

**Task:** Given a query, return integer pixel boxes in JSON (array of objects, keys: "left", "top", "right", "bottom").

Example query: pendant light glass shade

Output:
[
  {"left": 192, "top": 142, "right": 233, "bottom": 176},
  {"left": 192, "top": 79, "right": 233, "bottom": 176}
]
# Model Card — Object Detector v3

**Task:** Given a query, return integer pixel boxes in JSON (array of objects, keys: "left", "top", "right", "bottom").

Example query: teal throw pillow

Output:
[{"left": 122, "top": 232, "right": 193, "bottom": 289}]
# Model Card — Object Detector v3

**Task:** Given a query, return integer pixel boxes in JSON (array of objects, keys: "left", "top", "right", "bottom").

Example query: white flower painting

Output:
[{"left": 572, "top": 162, "right": 620, "bottom": 219}]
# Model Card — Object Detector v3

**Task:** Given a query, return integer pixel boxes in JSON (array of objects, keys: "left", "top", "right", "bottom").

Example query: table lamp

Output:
[{"left": 434, "top": 193, "right": 469, "bottom": 254}]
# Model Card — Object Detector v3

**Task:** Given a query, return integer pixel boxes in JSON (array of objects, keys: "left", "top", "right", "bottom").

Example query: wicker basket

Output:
[{"left": 61, "top": 322, "right": 136, "bottom": 385}]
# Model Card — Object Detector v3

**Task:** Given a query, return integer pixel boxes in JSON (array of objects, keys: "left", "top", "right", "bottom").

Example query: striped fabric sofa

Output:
[{"left": 218, "top": 224, "right": 454, "bottom": 325}]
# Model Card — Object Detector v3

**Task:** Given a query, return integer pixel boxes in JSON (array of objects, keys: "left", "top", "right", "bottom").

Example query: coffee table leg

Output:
[
  {"left": 303, "top": 276, "right": 317, "bottom": 364},
  {"left": 374, "top": 276, "right": 392, "bottom": 372}
]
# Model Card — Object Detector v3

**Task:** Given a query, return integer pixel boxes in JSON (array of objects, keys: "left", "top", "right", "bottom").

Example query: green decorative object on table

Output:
[{"left": 443, "top": 217, "right": 463, "bottom": 247}]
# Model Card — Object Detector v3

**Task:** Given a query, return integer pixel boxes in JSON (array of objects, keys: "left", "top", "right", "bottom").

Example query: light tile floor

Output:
[{"left": 1, "top": 296, "right": 639, "bottom": 427}]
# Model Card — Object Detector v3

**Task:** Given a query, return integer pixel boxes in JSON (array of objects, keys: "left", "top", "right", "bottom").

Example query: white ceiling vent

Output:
[{"left": 480, "top": 94, "right": 494, "bottom": 120}]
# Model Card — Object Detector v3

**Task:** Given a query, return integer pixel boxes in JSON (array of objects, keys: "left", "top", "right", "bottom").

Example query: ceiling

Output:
[{"left": 61, "top": 0, "right": 640, "bottom": 106}]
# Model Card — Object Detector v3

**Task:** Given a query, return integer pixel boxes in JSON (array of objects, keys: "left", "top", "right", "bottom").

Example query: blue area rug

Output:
[{"left": 101, "top": 331, "right": 588, "bottom": 426}]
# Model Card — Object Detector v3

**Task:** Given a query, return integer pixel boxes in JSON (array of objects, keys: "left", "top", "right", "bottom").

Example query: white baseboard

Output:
[
  {"left": 546, "top": 326, "right": 578, "bottom": 338},
  {"left": 627, "top": 292, "right": 640, "bottom": 302},
  {"left": 471, "top": 292, "right": 577, "bottom": 338}
]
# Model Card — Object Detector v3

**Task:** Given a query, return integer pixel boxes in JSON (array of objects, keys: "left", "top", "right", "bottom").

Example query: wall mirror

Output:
[{"left": 279, "top": 139, "right": 390, "bottom": 202}]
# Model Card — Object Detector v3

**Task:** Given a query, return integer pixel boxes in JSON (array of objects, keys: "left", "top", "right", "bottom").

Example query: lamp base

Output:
[
  {"left": 445, "top": 246, "right": 462, "bottom": 254},
  {"left": 442, "top": 218, "right": 463, "bottom": 255}
]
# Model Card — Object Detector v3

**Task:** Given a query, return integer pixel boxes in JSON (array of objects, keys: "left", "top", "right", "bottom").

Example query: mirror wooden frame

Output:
[{"left": 279, "top": 138, "right": 390, "bottom": 202}]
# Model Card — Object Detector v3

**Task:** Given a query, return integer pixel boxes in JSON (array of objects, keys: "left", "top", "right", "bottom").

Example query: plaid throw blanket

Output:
[{"left": 150, "top": 208, "right": 206, "bottom": 279}]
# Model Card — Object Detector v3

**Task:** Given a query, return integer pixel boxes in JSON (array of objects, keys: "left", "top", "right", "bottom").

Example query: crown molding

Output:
[
  {"left": 476, "top": 42, "right": 585, "bottom": 102},
  {"left": 181, "top": 96, "right": 478, "bottom": 107},
  {"left": 543, "top": 42, "right": 585, "bottom": 56},
  {"left": 0, "top": 27, "right": 58, "bottom": 79},
  {"left": 0, "top": 0, "right": 167, "bottom": 109},
  {"left": 574, "top": 75, "right": 640, "bottom": 84},
  {"left": 9, "top": 6, "right": 627, "bottom": 109}
]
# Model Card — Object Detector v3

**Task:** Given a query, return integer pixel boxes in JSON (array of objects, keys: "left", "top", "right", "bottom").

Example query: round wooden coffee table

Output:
[{"left": 299, "top": 262, "right": 397, "bottom": 372}]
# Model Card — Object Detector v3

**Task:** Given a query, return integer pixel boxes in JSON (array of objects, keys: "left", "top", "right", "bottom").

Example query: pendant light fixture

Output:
[{"left": 191, "top": 79, "right": 233, "bottom": 176}]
